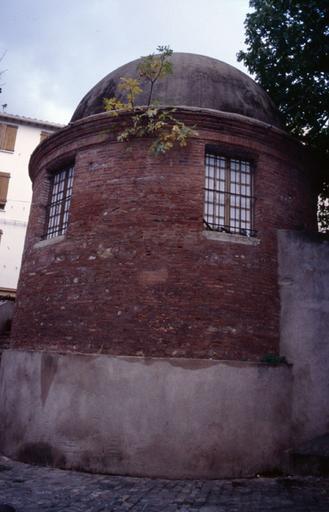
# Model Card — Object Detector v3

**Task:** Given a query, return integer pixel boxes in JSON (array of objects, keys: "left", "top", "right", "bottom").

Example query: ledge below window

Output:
[
  {"left": 203, "top": 230, "right": 260, "bottom": 246},
  {"left": 33, "top": 235, "right": 65, "bottom": 249}
]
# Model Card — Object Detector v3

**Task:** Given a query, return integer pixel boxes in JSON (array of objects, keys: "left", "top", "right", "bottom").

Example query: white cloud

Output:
[{"left": 0, "top": 0, "right": 250, "bottom": 124}]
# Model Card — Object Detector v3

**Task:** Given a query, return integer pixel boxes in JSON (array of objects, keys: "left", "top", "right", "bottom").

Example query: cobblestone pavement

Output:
[{"left": 0, "top": 456, "right": 329, "bottom": 512}]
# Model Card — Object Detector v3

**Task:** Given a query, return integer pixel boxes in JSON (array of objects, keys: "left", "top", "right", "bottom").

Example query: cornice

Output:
[
  {"left": 0, "top": 112, "right": 64, "bottom": 131},
  {"left": 29, "top": 107, "right": 308, "bottom": 182}
]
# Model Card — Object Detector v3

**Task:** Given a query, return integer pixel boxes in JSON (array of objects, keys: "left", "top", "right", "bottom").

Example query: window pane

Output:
[
  {"left": 204, "top": 153, "right": 255, "bottom": 236},
  {"left": 45, "top": 166, "right": 75, "bottom": 239}
]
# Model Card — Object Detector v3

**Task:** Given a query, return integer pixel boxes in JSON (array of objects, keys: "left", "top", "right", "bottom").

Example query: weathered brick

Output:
[{"left": 11, "top": 110, "right": 317, "bottom": 360}]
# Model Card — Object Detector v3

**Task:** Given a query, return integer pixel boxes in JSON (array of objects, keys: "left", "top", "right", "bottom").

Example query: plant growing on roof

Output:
[
  {"left": 103, "top": 46, "right": 196, "bottom": 155},
  {"left": 137, "top": 45, "right": 173, "bottom": 107}
]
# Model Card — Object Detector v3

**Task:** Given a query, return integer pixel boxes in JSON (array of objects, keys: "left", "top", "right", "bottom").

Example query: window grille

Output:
[
  {"left": 204, "top": 153, "right": 256, "bottom": 237},
  {"left": 45, "top": 166, "right": 74, "bottom": 239}
]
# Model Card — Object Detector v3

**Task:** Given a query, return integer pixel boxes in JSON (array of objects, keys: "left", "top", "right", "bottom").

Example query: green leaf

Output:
[{"left": 238, "top": 0, "right": 329, "bottom": 228}]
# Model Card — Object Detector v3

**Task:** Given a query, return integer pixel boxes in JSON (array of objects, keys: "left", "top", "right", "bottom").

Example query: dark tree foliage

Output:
[{"left": 238, "top": 0, "right": 329, "bottom": 231}]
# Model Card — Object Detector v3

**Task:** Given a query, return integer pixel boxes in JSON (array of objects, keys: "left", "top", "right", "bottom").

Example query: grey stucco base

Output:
[
  {"left": 0, "top": 350, "right": 292, "bottom": 478},
  {"left": 279, "top": 230, "right": 329, "bottom": 445}
]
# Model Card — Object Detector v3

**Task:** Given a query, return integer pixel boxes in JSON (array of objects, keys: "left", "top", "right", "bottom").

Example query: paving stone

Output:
[
  {"left": 0, "top": 456, "right": 329, "bottom": 511},
  {"left": 0, "top": 505, "right": 16, "bottom": 512}
]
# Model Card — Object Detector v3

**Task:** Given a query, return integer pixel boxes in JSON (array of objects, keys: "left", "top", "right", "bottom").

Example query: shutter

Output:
[
  {"left": 0, "top": 172, "right": 10, "bottom": 208},
  {"left": 0, "top": 124, "right": 5, "bottom": 149},
  {"left": 3, "top": 125, "right": 18, "bottom": 151},
  {"left": 40, "top": 131, "right": 50, "bottom": 143}
]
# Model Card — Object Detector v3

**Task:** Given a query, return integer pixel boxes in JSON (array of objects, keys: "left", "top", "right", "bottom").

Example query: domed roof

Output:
[{"left": 71, "top": 53, "right": 282, "bottom": 127}]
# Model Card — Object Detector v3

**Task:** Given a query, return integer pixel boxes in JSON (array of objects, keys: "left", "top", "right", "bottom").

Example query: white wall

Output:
[{"left": 0, "top": 121, "right": 57, "bottom": 291}]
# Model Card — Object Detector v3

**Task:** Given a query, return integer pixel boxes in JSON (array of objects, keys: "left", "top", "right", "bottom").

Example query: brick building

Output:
[{"left": 0, "top": 54, "right": 327, "bottom": 479}]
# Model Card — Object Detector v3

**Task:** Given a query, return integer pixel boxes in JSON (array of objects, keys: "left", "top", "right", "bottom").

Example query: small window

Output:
[
  {"left": 0, "top": 172, "right": 10, "bottom": 209},
  {"left": 45, "top": 166, "right": 74, "bottom": 239},
  {"left": 0, "top": 124, "right": 18, "bottom": 152},
  {"left": 204, "top": 153, "right": 256, "bottom": 237}
]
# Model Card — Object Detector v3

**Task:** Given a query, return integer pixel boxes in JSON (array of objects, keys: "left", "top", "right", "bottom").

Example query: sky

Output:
[{"left": 0, "top": 0, "right": 251, "bottom": 125}]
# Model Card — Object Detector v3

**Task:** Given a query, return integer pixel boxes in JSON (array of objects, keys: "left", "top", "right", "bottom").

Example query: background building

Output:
[{"left": 0, "top": 113, "right": 62, "bottom": 298}]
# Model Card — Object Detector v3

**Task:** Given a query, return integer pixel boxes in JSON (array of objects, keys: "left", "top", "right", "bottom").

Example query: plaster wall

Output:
[
  {"left": 0, "top": 349, "right": 292, "bottom": 478},
  {"left": 0, "top": 221, "right": 28, "bottom": 291},
  {"left": 279, "top": 230, "right": 329, "bottom": 444},
  {"left": 0, "top": 119, "right": 59, "bottom": 290},
  {"left": 0, "top": 123, "right": 34, "bottom": 290}
]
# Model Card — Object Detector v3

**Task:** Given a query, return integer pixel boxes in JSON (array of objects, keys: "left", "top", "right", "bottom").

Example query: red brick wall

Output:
[{"left": 12, "top": 110, "right": 317, "bottom": 360}]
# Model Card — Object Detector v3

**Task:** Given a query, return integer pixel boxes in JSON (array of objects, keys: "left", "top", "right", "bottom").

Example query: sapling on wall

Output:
[{"left": 104, "top": 46, "right": 196, "bottom": 155}]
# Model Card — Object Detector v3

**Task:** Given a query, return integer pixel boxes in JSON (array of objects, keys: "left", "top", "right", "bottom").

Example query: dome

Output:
[{"left": 71, "top": 53, "right": 282, "bottom": 127}]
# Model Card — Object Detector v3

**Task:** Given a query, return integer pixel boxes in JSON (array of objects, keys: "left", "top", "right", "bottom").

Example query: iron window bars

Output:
[
  {"left": 204, "top": 153, "right": 256, "bottom": 237},
  {"left": 44, "top": 166, "right": 74, "bottom": 239}
]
